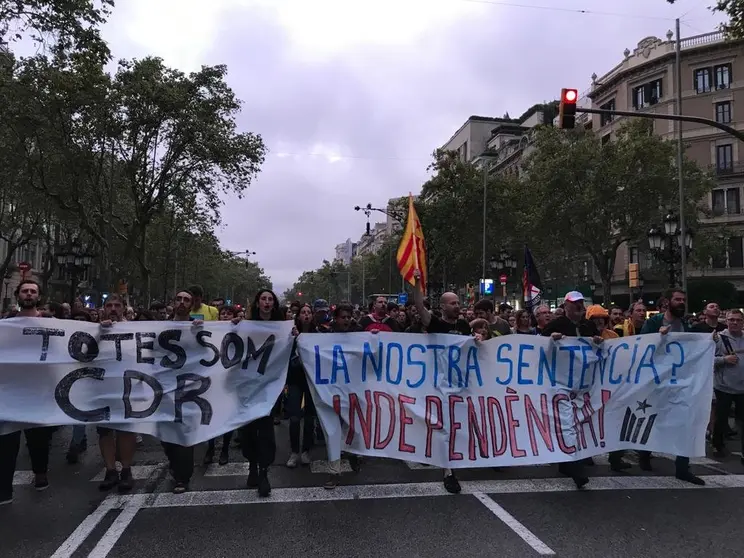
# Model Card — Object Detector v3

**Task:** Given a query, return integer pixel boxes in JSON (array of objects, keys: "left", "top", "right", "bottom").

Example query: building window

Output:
[
  {"left": 600, "top": 99, "right": 616, "bottom": 126},
  {"left": 730, "top": 237, "right": 744, "bottom": 268},
  {"left": 712, "top": 187, "right": 741, "bottom": 215},
  {"left": 716, "top": 144, "right": 734, "bottom": 173},
  {"left": 601, "top": 134, "right": 610, "bottom": 146},
  {"left": 632, "top": 79, "right": 662, "bottom": 109},
  {"left": 715, "top": 101, "right": 732, "bottom": 123},
  {"left": 695, "top": 68, "right": 712, "bottom": 93},
  {"left": 458, "top": 142, "right": 468, "bottom": 162},
  {"left": 629, "top": 247, "right": 639, "bottom": 264},
  {"left": 715, "top": 63, "right": 732, "bottom": 89}
]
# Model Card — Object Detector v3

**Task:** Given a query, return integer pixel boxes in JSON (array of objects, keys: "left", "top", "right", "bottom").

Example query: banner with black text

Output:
[
  {"left": 0, "top": 318, "right": 294, "bottom": 445},
  {"left": 299, "top": 332, "right": 713, "bottom": 467}
]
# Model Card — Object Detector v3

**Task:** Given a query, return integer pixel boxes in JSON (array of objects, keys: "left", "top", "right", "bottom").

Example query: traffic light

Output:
[
  {"left": 628, "top": 263, "right": 639, "bottom": 288},
  {"left": 558, "top": 88, "right": 578, "bottom": 129}
]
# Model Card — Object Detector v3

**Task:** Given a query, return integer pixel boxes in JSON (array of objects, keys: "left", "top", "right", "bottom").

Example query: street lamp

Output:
[
  {"left": 647, "top": 210, "right": 693, "bottom": 287},
  {"left": 56, "top": 238, "right": 95, "bottom": 303},
  {"left": 493, "top": 250, "right": 517, "bottom": 302},
  {"left": 354, "top": 203, "right": 406, "bottom": 295}
]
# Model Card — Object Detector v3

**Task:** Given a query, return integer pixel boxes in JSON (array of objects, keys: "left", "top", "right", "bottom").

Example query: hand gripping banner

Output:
[
  {"left": 298, "top": 332, "right": 714, "bottom": 467},
  {"left": 0, "top": 318, "right": 294, "bottom": 446}
]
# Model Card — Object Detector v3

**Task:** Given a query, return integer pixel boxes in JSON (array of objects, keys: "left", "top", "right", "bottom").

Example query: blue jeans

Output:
[{"left": 70, "top": 425, "right": 87, "bottom": 449}]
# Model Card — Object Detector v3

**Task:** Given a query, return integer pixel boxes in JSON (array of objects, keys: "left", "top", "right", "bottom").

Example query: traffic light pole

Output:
[{"left": 576, "top": 107, "right": 744, "bottom": 143}]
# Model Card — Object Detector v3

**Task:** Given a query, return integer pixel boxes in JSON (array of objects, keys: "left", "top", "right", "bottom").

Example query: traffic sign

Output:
[
  {"left": 499, "top": 274, "right": 508, "bottom": 285},
  {"left": 18, "top": 262, "right": 30, "bottom": 272},
  {"left": 398, "top": 293, "right": 408, "bottom": 305}
]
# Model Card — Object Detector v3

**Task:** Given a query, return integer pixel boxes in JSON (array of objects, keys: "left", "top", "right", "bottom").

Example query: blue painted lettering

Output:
[
  {"left": 406, "top": 344, "right": 427, "bottom": 388},
  {"left": 385, "top": 342, "right": 404, "bottom": 385},
  {"left": 496, "top": 343, "right": 513, "bottom": 385}
]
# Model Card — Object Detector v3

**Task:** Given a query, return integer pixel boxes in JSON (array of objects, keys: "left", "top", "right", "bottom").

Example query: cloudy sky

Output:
[{"left": 100, "top": 0, "right": 722, "bottom": 294}]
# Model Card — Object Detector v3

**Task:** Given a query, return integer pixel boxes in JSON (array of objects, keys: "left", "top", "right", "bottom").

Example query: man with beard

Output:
[
  {"left": 358, "top": 296, "right": 400, "bottom": 333},
  {"left": 0, "top": 281, "right": 53, "bottom": 504},
  {"left": 161, "top": 289, "right": 204, "bottom": 493},
  {"left": 639, "top": 288, "right": 704, "bottom": 485}
]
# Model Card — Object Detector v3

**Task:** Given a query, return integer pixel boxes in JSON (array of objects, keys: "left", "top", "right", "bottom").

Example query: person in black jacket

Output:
[
  {"left": 541, "top": 291, "right": 602, "bottom": 490},
  {"left": 286, "top": 304, "right": 317, "bottom": 469}
]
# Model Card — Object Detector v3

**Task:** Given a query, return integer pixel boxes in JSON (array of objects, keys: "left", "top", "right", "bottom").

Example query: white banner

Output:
[
  {"left": 299, "top": 332, "right": 714, "bottom": 467},
  {"left": 0, "top": 318, "right": 294, "bottom": 445}
]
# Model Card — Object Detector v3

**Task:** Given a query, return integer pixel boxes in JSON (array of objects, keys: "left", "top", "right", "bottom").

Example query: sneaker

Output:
[
  {"left": 286, "top": 453, "right": 299, "bottom": 468},
  {"left": 0, "top": 493, "right": 12, "bottom": 505},
  {"left": 443, "top": 473, "right": 461, "bottom": 494},
  {"left": 257, "top": 469, "right": 271, "bottom": 497},
  {"left": 246, "top": 467, "right": 259, "bottom": 489},
  {"left": 324, "top": 474, "right": 340, "bottom": 490},
  {"left": 218, "top": 450, "right": 229, "bottom": 466},
  {"left": 173, "top": 482, "right": 188, "bottom": 494},
  {"left": 300, "top": 452, "right": 311, "bottom": 466},
  {"left": 34, "top": 474, "right": 49, "bottom": 491},
  {"left": 99, "top": 469, "right": 119, "bottom": 491},
  {"left": 118, "top": 468, "right": 134, "bottom": 493}
]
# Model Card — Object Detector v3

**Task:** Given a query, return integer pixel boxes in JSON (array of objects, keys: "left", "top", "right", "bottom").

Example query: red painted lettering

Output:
[
  {"left": 524, "top": 393, "right": 554, "bottom": 456},
  {"left": 467, "top": 396, "right": 489, "bottom": 460},
  {"left": 504, "top": 392, "right": 527, "bottom": 458},
  {"left": 487, "top": 396, "right": 507, "bottom": 456},
  {"left": 373, "top": 391, "right": 395, "bottom": 450},
  {"left": 425, "top": 395, "right": 443, "bottom": 458},
  {"left": 552, "top": 393, "right": 576, "bottom": 454},
  {"left": 398, "top": 394, "right": 416, "bottom": 453},
  {"left": 448, "top": 395, "right": 464, "bottom": 461},
  {"left": 347, "top": 391, "right": 372, "bottom": 448}
]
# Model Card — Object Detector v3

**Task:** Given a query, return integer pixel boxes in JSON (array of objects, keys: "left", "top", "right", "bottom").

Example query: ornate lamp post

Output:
[
  {"left": 56, "top": 239, "right": 94, "bottom": 303},
  {"left": 647, "top": 210, "right": 693, "bottom": 288},
  {"left": 493, "top": 250, "right": 517, "bottom": 303}
]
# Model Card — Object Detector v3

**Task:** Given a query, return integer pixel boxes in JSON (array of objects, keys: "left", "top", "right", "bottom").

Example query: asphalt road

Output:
[{"left": 3, "top": 421, "right": 744, "bottom": 558}]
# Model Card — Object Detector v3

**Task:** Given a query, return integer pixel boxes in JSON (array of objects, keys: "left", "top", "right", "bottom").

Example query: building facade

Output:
[
  {"left": 589, "top": 30, "right": 744, "bottom": 301},
  {"left": 334, "top": 238, "right": 357, "bottom": 265}
]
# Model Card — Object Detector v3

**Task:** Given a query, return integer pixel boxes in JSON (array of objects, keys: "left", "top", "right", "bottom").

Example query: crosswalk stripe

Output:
[
  {"left": 12, "top": 471, "right": 34, "bottom": 486},
  {"left": 90, "top": 464, "right": 164, "bottom": 482}
]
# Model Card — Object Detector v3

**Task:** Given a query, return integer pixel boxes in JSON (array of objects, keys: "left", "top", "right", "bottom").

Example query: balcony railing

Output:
[{"left": 714, "top": 162, "right": 744, "bottom": 176}]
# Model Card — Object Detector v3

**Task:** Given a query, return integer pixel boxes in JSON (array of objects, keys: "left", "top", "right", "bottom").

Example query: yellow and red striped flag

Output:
[{"left": 396, "top": 194, "right": 427, "bottom": 295}]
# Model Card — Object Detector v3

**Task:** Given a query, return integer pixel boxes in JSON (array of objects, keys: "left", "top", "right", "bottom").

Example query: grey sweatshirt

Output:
[{"left": 714, "top": 329, "right": 744, "bottom": 394}]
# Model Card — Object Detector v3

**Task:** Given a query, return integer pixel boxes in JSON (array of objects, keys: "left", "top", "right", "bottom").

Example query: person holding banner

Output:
[
  {"left": 239, "top": 289, "right": 283, "bottom": 497},
  {"left": 0, "top": 280, "right": 53, "bottom": 505},
  {"left": 97, "top": 294, "right": 140, "bottom": 493},
  {"left": 412, "top": 269, "right": 470, "bottom": 494},
  {"left": 286, "top": 304, "right": 317, "bottom": 469},
  {"left": 160, "top": 289, "right": 205, "bottom": 494},
  {"left": 638, "top": 288, "right": 705, "bottom": 486},
  {"left": 541, "top": 291, "right": 601, "bottom": 489}
]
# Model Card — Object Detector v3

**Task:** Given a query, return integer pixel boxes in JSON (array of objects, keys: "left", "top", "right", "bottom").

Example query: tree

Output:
[
  {"left": 515, "top": 120, "right": 716, "bottom": 300},
  {"left": 667, "top": 1, "right": 744, "bottom": 39},
  {"left": 417, "top": 149, "right": 518, "bottom": 288},
  {"left": 9, "top": 53, "right": 267, "bottom": 301},
  {"left": 0, "top": 0, "right": 113, "bottom": 60}
]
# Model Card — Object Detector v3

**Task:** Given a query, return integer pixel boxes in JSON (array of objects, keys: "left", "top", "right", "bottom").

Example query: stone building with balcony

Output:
[{"left": 588, "top": 29, "right": 744, "bottom": 306}]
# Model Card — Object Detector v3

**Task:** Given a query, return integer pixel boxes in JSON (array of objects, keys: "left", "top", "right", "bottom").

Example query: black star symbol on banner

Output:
[{"left": 636, "top": 399, "right": 652, "bottom": 414}]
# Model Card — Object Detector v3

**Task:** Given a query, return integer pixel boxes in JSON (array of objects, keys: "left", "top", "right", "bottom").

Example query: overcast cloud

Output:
[{"left": 100, "top": 0, "right": 722, "bottom": 294}]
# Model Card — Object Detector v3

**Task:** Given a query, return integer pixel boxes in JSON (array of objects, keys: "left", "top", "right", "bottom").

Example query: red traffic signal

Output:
[
  {"left": 558, "top": 88, "right": 578, "bottom": 129},
  {"left": 298, "top": 291, "right": 303, "bottom": 296}
]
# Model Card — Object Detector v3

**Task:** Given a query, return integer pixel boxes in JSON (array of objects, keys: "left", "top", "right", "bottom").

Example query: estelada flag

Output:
[
  {"left": 522, "top": 245, "right": 543, "bottom": 310},
  {"left": 396, "top": 194, "right": 427, "bottom": 295}
]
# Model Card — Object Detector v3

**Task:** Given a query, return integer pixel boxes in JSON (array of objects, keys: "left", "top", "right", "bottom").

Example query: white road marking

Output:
[
  {"left": 90, "top": 464, "right": 165, "bottom": 483},
  {"left": 86, "top": 495, "right": 147, "bottom": 558},
  {"left": 310, "top": 459, "right": 352, "bottom": 473},
  {"left": 49, "top": 496, "right": 127, "bottom": 558},
  {"left": 473, "top": 492, "right": 555, "bottom": 555},
  {"left": 12, "top": 471, "right": 34, "bottom": 486},
  {"left": 104, "top": 474, "right": 744, "bottom": 509}
]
